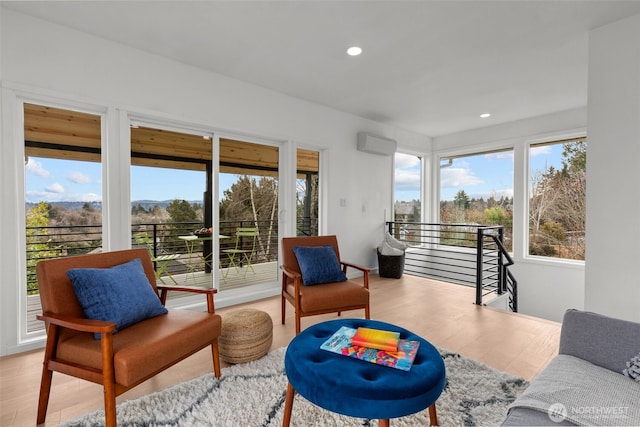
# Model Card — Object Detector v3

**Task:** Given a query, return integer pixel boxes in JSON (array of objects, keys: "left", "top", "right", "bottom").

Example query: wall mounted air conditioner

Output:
[{"left": 357, "top": 132, "right": 397, "bottom": 156}]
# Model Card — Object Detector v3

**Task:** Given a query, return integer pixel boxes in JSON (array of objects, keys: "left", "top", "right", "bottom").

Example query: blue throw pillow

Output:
[
  {"left": 67, "top": 258, "right": 168, "bottom": 339},
  {"left": 293, "top": 245, "right": 347, "bottom": 286}
]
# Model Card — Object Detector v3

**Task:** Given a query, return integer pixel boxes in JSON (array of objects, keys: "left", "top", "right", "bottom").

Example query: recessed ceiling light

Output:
[
  {"left": 480, "top": 113, "right": 491, "bottom": 118},
  {"left": 347, "top": 46, "right": 362, "bottom": 56}
]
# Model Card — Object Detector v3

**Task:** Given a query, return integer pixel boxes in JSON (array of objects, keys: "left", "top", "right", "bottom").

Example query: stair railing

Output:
[{"left": 476, "top": 227, "right": 518, "bottom": 312}]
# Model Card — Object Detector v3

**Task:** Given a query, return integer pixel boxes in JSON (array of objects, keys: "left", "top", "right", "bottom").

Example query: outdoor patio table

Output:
[{"left": 178, "top": 235, "right": 229, "bottom": 281}]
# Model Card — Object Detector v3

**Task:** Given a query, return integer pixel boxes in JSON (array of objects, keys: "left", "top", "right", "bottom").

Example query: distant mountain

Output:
[
  {"left": 25, "top": 200, "right": 202, "bottom": 211},
  {"left": 25, "top": 201, "right": 103, "bottom": 211}
]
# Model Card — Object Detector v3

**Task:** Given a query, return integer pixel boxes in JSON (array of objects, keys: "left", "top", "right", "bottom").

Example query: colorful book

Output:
[
  {"left": 320, "top": 326, "right": 420, "bottom": 371},
  {"left": 351, "top": 327, "right": 400, "bottom": 352}
]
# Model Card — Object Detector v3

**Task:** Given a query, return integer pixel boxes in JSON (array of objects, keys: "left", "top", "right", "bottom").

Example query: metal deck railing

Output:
[{"left": 386, "top": 221, "right": 517, "bottom": 312}]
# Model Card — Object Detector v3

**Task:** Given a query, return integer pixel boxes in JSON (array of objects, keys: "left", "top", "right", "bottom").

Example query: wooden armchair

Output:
[
  {"left": 281, "top": 235, "right": 370, "bottom": 334},
  {"left": 36, "top": 248, "right": 221, "bottom": 427}
]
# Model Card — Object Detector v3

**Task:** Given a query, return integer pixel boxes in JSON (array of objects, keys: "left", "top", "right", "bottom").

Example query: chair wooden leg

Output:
[
  {"left": 428, "top": 403, "right": 439, "bottom": 426},
  {"left": 295, "top": 314, "right": 301, "bottom": 335},
  {"left": 101, "top": 333, "right": 117, "bottom": 427},
  {"left": 281, "top": 294, "right": 286, "bottom": 325},
  {"left": 103, "top": 384, "right": 117, "bottom": 427},
  {"left": 212, "top": 339, "right": 221, "bottom": 378},
  {"left": 365, "top": 305, "right": 370, "bottom": 319},
  {"left": 37, "top": 324, "right": 59, "bottom": 424},
  {"left": 282, "top": 382, "right": 296, "bottom": 427},
  {"left": 36, "top": 365, "right": 53, "bottom": 424}
]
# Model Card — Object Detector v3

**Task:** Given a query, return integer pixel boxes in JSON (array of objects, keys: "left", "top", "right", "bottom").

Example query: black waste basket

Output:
[{"left": 377, "top": 249, "right": 405, "bottom": 279}]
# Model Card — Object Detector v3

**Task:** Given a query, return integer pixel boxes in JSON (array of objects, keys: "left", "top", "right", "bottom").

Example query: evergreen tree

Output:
[
  {"left": 453, "top": 190, "right": 470, "bottom": 210},
  {"left": 166, "top": 199, "right": 198, "bottom": 223}
]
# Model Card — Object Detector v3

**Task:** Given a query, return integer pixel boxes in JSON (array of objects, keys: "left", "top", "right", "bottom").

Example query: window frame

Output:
[
  {"left": 436, "top": 146, "right": 515, "bottom": 252},
  {"left": 525, "top": 135, "right": 587, "bottom": 263}
]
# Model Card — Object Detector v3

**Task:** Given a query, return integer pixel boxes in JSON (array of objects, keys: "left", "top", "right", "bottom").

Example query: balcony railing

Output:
[
  {"left": 386, "top": 221, "right": 517, "bottom": 312},
  {"left": 26, "top": 217, "right": 318, "bottom": 295}
]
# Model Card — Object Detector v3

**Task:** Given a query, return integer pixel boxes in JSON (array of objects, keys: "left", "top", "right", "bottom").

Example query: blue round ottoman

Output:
[{"left": 283, "top": 319, "right": 446, "bottom": 426}]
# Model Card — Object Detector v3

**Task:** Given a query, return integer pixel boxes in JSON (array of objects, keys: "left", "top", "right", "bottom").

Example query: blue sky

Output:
[
  {"left": 394, "top": 144, "right": 564, "bottom": 202},
  {"left": 25, "top": 159, "right": 235, "bottom": 203},
  {"left": 26, "top": 145, "right": 564, "bottom": 204}
]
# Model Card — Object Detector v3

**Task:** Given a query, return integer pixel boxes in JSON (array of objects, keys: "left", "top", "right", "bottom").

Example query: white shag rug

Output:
[{"left": 62, "top": 347, "right": 527, "bottom": 427}]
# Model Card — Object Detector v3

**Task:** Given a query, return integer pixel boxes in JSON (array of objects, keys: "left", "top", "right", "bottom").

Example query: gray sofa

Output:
[{"left": 503, "top": 309, "right": 640, "bottom": 426}]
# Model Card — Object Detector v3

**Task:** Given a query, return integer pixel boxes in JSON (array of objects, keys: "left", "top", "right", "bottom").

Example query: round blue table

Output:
[{"left": 283, "top": 319, "right": 446, "bottom": 426}]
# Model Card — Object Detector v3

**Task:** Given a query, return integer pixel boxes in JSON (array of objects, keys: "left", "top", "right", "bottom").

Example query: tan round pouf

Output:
[{"left": 219, "top": 308, "right": 273, "bottom": 364}]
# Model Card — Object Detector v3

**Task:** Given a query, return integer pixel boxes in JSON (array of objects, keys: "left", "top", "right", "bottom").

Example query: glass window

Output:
[
  {"left": 394, "top": 152, "right": 422, "bottom": 242},
  {"left": 439, "top": 149, "right": 513, "bottom": 249},
  {"left": 296, "top": 148, "right": 319, "bottom": 237},
  {"left": 24, "top": 103, "right": 102, "bottom": 333},
  {"left": 130, "top": 126, "right": 211, "bottom": 289},
  {"left": 529, "top": 138, "right": 586, "bottom": 260},
  {"left": 219, "top": 139, "right": 280, "bottom": 289}
]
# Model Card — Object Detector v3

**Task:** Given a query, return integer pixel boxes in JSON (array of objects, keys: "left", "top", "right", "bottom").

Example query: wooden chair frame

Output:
[
  {"left": 281, "top": 235, "right": 370, "bottom": 334},
  {"left": 36, "top": 248, "right": 221, "bottom": 427}
]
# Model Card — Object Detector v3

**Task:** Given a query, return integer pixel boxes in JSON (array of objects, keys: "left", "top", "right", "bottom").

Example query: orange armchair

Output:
[
  {"left": 281, "top": 235, "right": 370, "bottom": 334},
  {"left": 36, "top": 248, "right": 221, "bottom": 427}
]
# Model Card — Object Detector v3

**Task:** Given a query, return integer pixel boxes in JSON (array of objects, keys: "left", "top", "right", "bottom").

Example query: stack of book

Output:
[{"left": 320, "top": 326, "right": 420, "bottom": 371}]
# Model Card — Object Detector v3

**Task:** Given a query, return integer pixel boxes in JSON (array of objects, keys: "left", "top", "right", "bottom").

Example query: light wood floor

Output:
[{"left": 0, "top": 274, "right": 561, "bottom": 427}]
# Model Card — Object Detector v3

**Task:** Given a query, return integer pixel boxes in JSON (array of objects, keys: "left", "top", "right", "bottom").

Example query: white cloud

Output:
[
  {"left": 485, "top": 151, "right": 514, "bottom": 160},
  {"left": 394, "top": 169, "right": 421, "bottom": 191},
  {"left": 395, "top": 153, "right": 421, "bottom": 169},
  {"left": 25, "top": 190, "right": 100, "bottom": 203},
  {"left": 25, "top": 158, "right": 51, "bottom": 178},
  {"left": 530, "top": 145, "right": 552, "bottom": 156},
  {"left": 441, "top": 167, "right": 484, "bottom": 188},
  {"left": 68, "top": 171, "right": 92, "bottom": 184},
  {"left": 45, "top": 183, "right": 65, "bottom": 193}
]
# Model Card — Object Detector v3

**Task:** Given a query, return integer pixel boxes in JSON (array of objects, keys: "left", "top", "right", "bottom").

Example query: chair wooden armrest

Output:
[
  {"left": 341, "top": 261, "right": 371, "bottom": 273},
  {"left": 37, "top": 312, "right": 116, "bottom": 334},
  {"left": 281, "top": 265, "right": 303, "bottom": 291},
  {"left": 281, "top": 265, "right": 302, "bottom": 281},
  {"left": 341, "top": 261, "right": 369, "bottom": 289},
  {"left": 156, "top": 285, "right": 218, "bottom": 312}
]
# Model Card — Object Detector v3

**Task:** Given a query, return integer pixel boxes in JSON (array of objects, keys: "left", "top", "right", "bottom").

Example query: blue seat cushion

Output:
[
  {"left": 285, "top": 319, "right": 446, "bottom": 419},
  {"left": 293, "top": 245, "right": 347, "bottom": 286},
  {"left": 67, "top": 258, "right": 168, "bottom": 338}
]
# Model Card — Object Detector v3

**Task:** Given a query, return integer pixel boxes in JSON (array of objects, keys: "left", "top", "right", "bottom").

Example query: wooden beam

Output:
[{"left": 24, "top": 104, "right": 320, "bottom": 174}]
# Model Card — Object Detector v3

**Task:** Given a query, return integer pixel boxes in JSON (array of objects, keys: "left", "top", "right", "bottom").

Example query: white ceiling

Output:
[{"left": 4, "top": 1, "right": 640, "bottom": 137}]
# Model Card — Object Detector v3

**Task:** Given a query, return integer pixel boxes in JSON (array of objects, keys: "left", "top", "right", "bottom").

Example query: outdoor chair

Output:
[
  {"left": 133, "top": 231, "right": 180, "bottom": 285},
  {"left": 281, "top": 235, "right": 370, "bottom": 334},
  {"left": 223, "top": 227, "right": 258, "bottom": 278},
  {"left": 36, "top": 248, "right": 222, "bottom": 427}
]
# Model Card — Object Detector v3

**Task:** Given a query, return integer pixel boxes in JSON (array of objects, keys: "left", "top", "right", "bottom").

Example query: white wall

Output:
[
  {"left": 585, "top": 14, "right": 640, "bottom": 322},
  {"left": 0, "top": 9, "right": 430, "bottom": 355},
  {"left": 433, "top": 108, "right": 587, "bottom": 322}
]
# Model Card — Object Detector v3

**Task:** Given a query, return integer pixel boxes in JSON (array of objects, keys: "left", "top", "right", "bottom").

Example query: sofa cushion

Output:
[
  {"left": 67, "top": 258, "right": 167, "bottom": 338},
  {"left": 559, "top": 309, "right": 640, "bottom": 373},
  {"left": 293, "top": 245, "right": 347, "bottom": 285}
]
